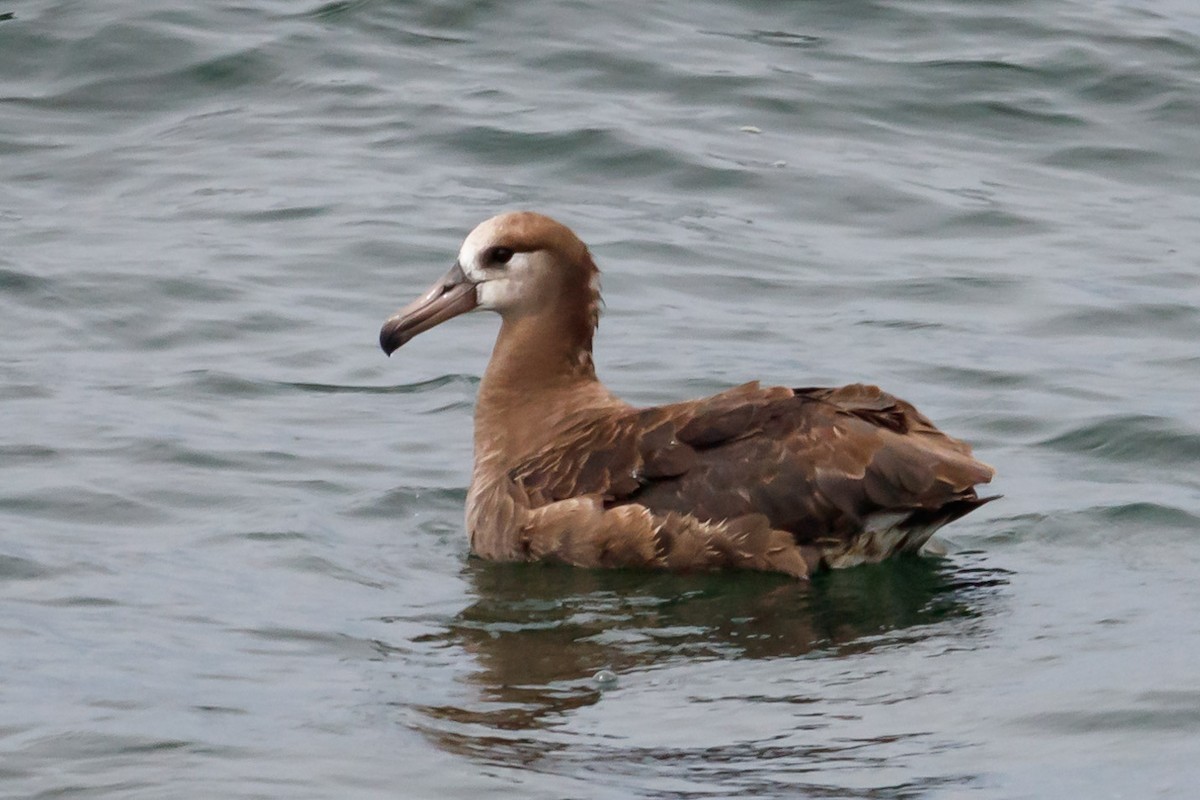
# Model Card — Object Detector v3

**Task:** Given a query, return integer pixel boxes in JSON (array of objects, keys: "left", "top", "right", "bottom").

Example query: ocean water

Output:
[{"left": 3, "top": 1, "right": 1200, "bottom": 797}]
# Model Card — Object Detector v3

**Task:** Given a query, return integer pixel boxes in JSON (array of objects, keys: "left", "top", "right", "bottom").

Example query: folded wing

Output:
[{"left": 510, "top": 382, "right": 994, "bottom": 569}]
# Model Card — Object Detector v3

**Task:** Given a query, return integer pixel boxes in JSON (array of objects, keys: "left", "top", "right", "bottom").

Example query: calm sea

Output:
[{"left": 3, "top": 1, "right": 1200, "bottom": 798}]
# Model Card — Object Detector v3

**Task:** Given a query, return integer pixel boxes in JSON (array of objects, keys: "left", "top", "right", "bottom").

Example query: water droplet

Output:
[{"left": 593, "top": 669, "right": 618, "bottom": 689}]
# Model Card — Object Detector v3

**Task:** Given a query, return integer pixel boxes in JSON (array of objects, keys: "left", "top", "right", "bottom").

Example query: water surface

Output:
[{"left": 3, "top": 1, "right": 1200, "bottom": 797}]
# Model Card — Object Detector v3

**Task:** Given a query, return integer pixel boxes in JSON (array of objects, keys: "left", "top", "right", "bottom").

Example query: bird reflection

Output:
[{"left": 411, "top": 552, "right": 1006, "bottom": 769}]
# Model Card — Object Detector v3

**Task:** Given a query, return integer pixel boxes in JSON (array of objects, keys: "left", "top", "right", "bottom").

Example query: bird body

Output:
[{"left": 381, "top": 212, "right": 994, "bottom": 578}]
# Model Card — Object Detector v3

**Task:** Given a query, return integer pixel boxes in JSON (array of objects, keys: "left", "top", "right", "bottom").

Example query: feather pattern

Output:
[
  {"left": 500, "top": 381, "right": 994, "bottom": 576},
  {"left": 382, "top": 212, "right": 996, "bottom": 579}
]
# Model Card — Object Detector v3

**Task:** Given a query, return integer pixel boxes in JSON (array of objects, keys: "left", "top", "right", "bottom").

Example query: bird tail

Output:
[{"left": 823, "top": 494, "right": 1001, "bottom": 569}]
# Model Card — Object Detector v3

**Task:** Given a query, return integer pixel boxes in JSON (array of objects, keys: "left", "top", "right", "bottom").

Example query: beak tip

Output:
[
  {"left": 379, "top": 323, "right": 403, "bottom": 356},
  {"left": 378, "top": 262, "right": 476, "bottom": 358}
]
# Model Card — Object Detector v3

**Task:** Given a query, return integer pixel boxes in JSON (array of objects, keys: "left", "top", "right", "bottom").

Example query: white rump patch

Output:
[{"left": 823, "top": 510, "right": 948, "bottom": 569}]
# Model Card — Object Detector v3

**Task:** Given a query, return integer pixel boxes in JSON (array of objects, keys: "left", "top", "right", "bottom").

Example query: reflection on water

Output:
[{"left": 413, "top": 554, "right": 1009, "bottom": 774}]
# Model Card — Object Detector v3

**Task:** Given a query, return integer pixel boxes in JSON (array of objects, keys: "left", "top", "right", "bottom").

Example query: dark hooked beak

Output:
[{"left": 379, "top": 262, "right": 478, "bottom": 355}]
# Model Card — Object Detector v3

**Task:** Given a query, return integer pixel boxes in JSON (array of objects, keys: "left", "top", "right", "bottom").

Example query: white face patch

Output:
[
  {"left": 460, "top": 255, "right": 488, "bottom": 284},
  {"left": 476, "top": 277, "right": 517, "bottom": 311},
  {"left": 458, "top": 215, "right": 506, "bottom": 283},
  {"left": 454, "top": 213, "right": 572, "bottom": 316},
  {"left": 475, "top": 252, "right": 535, "bottom": 313}
]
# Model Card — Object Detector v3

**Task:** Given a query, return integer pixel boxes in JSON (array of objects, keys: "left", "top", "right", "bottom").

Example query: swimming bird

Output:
[{"left": 380, "top": 212, "right": 995, "bottom": 578}]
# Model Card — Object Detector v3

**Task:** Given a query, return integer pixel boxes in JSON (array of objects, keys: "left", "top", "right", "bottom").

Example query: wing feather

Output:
[{"left": 509, "top": 382, "right": 994, "bottom": 560}]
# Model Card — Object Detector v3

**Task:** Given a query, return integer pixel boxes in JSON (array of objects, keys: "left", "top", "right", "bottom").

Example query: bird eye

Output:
[{"left": 490, "top": 247, "right": 514, "bottom": 266}]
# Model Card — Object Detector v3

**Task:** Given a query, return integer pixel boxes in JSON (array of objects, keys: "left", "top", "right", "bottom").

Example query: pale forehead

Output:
[{"left": 457, "top": 215, "right": 510, "bottom": 265}]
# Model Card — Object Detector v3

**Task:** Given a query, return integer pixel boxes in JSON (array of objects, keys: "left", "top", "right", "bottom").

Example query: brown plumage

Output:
[{"left": 380, "top": 211, "right": 995, "bottom": 579}]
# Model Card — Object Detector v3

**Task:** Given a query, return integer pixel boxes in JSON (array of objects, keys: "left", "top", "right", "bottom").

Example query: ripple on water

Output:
[
  {"left": 914, "top": 363, "right": 1042, "bottom": 390},
  {"left": 1097, "top": 501, "right": 1200, "bottom": 530},
  {"left": 0, "top": 267, "right": 56, "bottom": 296},
  {"left": 0, "top": 488, "right": 174, "bottom": 526},
  {"left": 866, "top": 273, "right": 1021, "bottom": 303},
  {"left": 174, "top": 370, "right": 479, "bottom": 399},
  {"left": 21, "top": 732, "right": 196, "bottom": 760},
  {"left": 234, "top": 626, "right": 403, "bottom": 660},
  {"left": 988, "top": 502, "right": 1200, "bottom": 549},
  {"left": 1039, "top": 414, "right": 1200, "bottom": 467},
  {"left": 347, "top": 486, "right": 466, "bottom": 520},
  {"left": 1041, "top": 144, "right": 1171, "bottom": 181},
  {"left": 452, "top": 123, "right": 763, "bottom": 192},
  {"left": 0, "top": 443, "right": 61, "bottom": 463},
  {"left": 31, "top": 595, "right": 124, "bottom": 608},
  {"left": 1033, "top": 301, "right": 1200, "bottom": 339},
  {"left": 1022, "top": 689, "right": 1200, "bottom": 735},
  {"left": 29, "top": 17, "right": 283, "bottom": 118},
  {"left": 0, "top": 553, "right": 52, "bottom": 581},
  {"left": 707, "top": 29, "right": 825, "bottom": 49}
]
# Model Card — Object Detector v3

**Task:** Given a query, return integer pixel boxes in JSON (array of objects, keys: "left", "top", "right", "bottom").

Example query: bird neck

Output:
[{"left": 474, "top": 309, "right": 619, "bottom": 467}]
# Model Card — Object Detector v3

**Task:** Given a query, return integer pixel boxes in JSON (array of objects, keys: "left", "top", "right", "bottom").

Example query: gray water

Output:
[{"left": 3, "top": 1, "right": 1200, "bottom": 797}]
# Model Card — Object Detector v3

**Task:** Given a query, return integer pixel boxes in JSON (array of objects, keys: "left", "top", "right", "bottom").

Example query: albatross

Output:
[{"left": 380, "top": 211, "right": 995, "bottom": 578}]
